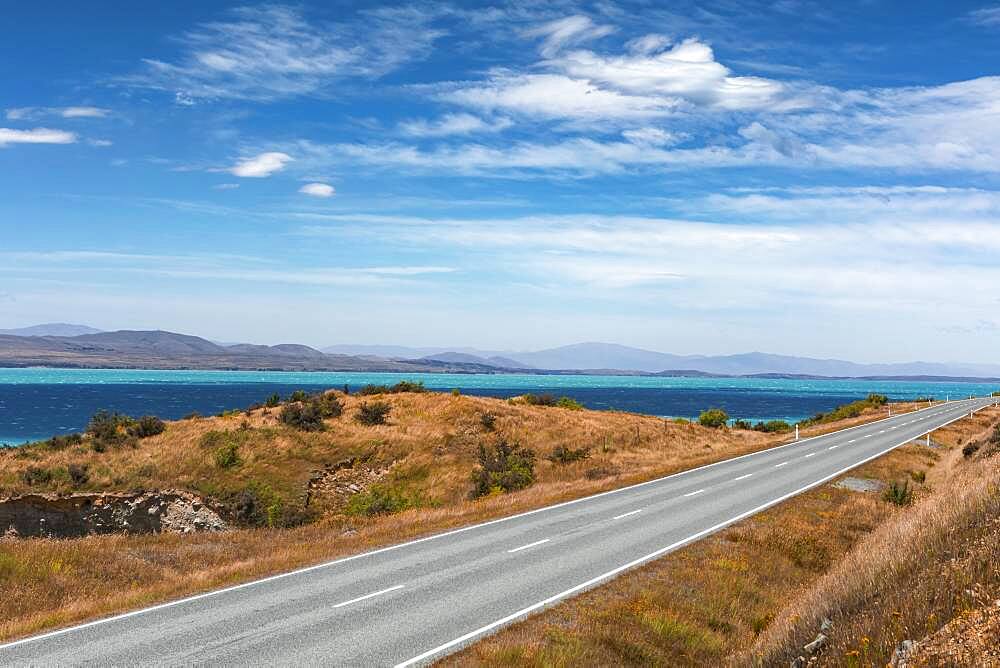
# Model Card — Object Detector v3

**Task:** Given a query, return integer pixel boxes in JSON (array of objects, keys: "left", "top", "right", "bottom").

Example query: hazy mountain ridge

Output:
[
  {"left": 0, "top": 323, "right": 103, "bottom": 337},
  {"left": 2, "top": 325, "right": 998, "bottom": 378}
]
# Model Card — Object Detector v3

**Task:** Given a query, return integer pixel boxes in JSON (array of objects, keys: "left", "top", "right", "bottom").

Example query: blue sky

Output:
[{"left": 3, "top": 1, "right": 1000, "bottom": 362}]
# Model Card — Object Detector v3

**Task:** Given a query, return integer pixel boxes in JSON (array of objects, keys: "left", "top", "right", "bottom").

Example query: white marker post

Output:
[{"left": 795, "top": 424, "right": 799, "bottom": 441}]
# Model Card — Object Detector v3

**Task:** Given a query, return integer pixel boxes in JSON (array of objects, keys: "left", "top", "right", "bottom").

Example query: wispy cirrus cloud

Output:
[
  {"left": 124, "top": 5, "right": 445, "bottom": 102},
  {"left": 966, "top": 6, "right": 1000, "bottom": 27},
  {"left": 6, "top": 106, "right": 110, "bottom": 120}
]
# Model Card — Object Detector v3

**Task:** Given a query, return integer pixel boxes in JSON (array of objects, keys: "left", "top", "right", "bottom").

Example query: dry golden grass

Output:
[
  {"left": 443, "top": 408, "right": 1000, "bottom": 668},
  {"left": 0, "top": 392, "right": 940, "bottom": 644}
]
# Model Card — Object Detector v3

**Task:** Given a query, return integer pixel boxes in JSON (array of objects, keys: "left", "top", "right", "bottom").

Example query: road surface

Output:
[{"left": 1, "top": 396, "right": 995, "bottom": 666}]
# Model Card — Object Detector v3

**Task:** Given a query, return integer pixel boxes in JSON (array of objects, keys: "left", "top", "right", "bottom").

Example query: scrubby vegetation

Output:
[
  {"left": 356, "top": 381, "right": 426, "bottom": 395},
  {"left": 470, "top": 439, "right": 537, "bottom": 498},
  {"left": 882, "top": 479, "right": 912, "bottom": 505},
  {"left": 800, "top": 393, "right": 889, "bottom": 427},
  {"left": 698, "top": 408, "right": 729, "bottom": 428},
  {"left": 548, "top": 445, "right": 591, "bottom": 464},
  {"left": 734, "top": 419, "right": 793, "bottom": 433},
  {"left": 355, "top": 400, "right": 391, "bottom": 426},
  {"left": 345, "top": 485, "right": 416, "bottom": 517},
  {"left": 512, "top": 393, "right": 584, "bottom": 410},
  {"left": 279, "top": 392, "right": 343, "bottom": 431}
]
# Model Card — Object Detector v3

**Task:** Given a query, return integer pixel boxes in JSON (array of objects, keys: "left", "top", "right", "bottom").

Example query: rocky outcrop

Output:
[
  {"left": 0, "top": 490, "right": 227, "bottom": 538},
  {"left": 304, "top": 457, "right": 390, "bottom": 509}
]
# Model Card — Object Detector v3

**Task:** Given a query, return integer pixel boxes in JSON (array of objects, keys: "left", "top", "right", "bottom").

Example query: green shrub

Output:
[
  {"left": 130, "top": 415, "right": 165, "bottom": 438},
  {"left": 480, "top": 412, "right": 497, "bottom": 431},
  {"left": 556, "top": 396, "right": 584, "bottom": 410},
  {"left": 800, "top": 394, "right": 894, "bottom": 427},
  {"left": 214, "top": 441, "right": 241, "bottom": 469},
  {"left": 548, "top": 445, "right": 591, "bottom": 464},
  {"left": 86, "top": 410, "right": 135, "bottom": 442},
  {"left": 227, "top": 483, "right": 310, "bottom": 528},
  {"left": 910, "top": 470, "right": 926, "bottom": 483},
  {"left": 522, "top": 393, "right": 558, "bottom": 406},
  {"left": 280, "top": 403, "right": 326, "bottom": 431},
  {"left": 67, "top": 463, "right": 89, "bottom": 486},
  {"left": 345, "top": 485, "right": 414, "bottom": 516},
  {"left": 883, "top": 480, "right": 913, "bottom": 506},
  {"left": 754, "top": 420, "right": 792, "bottom": 434},
  {"left": 698, "top": 408, "right": 729, "bottom": 428},
  {"left": 313, "top": 393, "right": 343, "bottom": 418},
  {"left": 356, "top": 401, "right": 391, "bottom": 426},
  {"left": 470, "top": 439, "right": 537, "bottom": 498},
  {"left": 265, "top": 393, "right": 281, "bottom": 407},
  {"left": 867, "top": 393, "right": 889, "bottom": 406},
  {"left": 357, "top": 381, "right": 426, "bottom": 396},
  {"left": 21, "top": 466, "right": 53, "bottom": 486},
  {"left": 962, "top": 441, "right": 981, "bottom": 458},
  {"left": 289, "top": 390, "right": 309, "bottom": 402},
  {"left": 732, "top": 419, "right": 753, "bottom": 430}
]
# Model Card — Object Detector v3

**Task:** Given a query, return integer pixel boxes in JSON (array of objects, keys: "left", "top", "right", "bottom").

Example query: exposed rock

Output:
[
  {"left": 820, "top": 617, "right": 833, "bottom": 633},
  {"left": 833, "top": 476, "right": 886, "bottom": 493},
  {"left": 304, "top": 458, "right": 390, "bottom": 509},
  {"left": 0, "top": 490, "right": 227, "bottom": 538},
  {"left": 790, "top": 656, "right": 806, "bottom": 668},
  {"left": 890, "top": 639, "right": 916, "bottom": 667},
  {"left": 804, "top": 633, "right": 827, "bottom": 655}
]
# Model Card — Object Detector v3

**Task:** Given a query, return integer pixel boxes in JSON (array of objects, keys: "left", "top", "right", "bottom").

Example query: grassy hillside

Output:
[{"left": 0, "top": 388, "right": 941, "bottom": 643}]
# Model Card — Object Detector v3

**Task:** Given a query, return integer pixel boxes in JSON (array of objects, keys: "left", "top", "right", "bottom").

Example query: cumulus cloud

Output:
[
  {"left": 967, "top": 6, "right": 1000, "bottom": 26},
  {"left": 124, "top": 5, "right": 445, "bottom": 101},
  {"left": 229, "top": 151, "right": 292, "bottom": 177},
  {"left": 298, "top": 182, "right": 335, "bottom": 197},
  {"left": 0, "top": 127, "right": 77, "bottom": 146}
]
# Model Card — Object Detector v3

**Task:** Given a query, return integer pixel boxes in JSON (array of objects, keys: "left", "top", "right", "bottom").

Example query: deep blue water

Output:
[{"left": 0, "top": 369, "right": 996, "bottom": 445}]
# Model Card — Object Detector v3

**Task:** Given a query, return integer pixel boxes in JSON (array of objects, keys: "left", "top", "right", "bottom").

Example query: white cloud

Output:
[
  {"left": 5, "top": 106, "right": 109, "bottom": 120},
  {"left": 230, "top": 151, "right": 292, "bottom": 177},
  {"left": 61, "top": 107, "right": 109, "bottom": 118},
  {"left": 213, "top": 183, "right": 241, "bottom": 190},
  {"left": 298, "top": 182, "right": 335, "bottom": 197},
  {"left": 87, "top": 138, "right": 113, "bottom": 147},
  {"left": 126, "top": 5, "right": 444, "bottom": 101},
  {"left": 399, "top": 113, "right": 512, "bottom": 137},
  {"left": 0, "top": 127, "right": 77, "bottom": 146},
  {"left": 622, "top": 127, "right": 681, "bottom": 146},
  {"left": 524, "top": 15, "right": 615, "bottom": 58},
  {"left": 967, "top": 6, "right": 1000, "bottom": 26}
]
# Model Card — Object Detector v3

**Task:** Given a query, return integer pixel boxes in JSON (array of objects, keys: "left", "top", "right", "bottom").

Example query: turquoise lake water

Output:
[{"left": 1, "top": 368, "right": 996, "bottom": 445}]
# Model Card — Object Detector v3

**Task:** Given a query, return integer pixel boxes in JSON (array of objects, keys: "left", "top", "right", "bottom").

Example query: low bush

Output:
[
  {"left": 280, "top": 403, "right": 326, "bottom": 431},
  {"left": 227, "top": 482, "right": 311, "bottom": 528},
  {"left": 86, "top": 410, "right": 135, "bottom": 442},
  {"left": 21, "top": 466, "right": 53, "bottom": 486},
  {"left": 882, "top": 479, "right": 912, "bottom": 506},
  {"left": 67, "top": 463, "right": 89, "bottom": 486},
  {"left": 265, "top": 393, "right": 281, "bottom": 407},
  {"left": 556, "top": 396, "right": 584, "bottom": 410},
  {"left": 357, "top": 381, "right": 426, "bottom": 396},
  {"left": 732, "top": 419, "right": 753, "bottom": 430},
  {"left": 356, "top": 401, "right": 391, "bottom": 426},
  {"left": 130, "top": 415, "right": 165, "bottom": 438},
  {"left": 548, "top": 445, "right": 591, "bottom": 464},
  {"left": 470, "top": 439, "right": 537, "bottom": 498},
  {"left": 698, "top": 408, "right": 729, "bottom": 429},
  {"left": 214, "top": 441, "right": 240, "bottom": 469},
  {"left": 522, "top": 393, "right": 558, "bottom": 406},
  {"left": 800, "top": 394, "right": 892, "bottom": 427},
  {"left": 754, "top": 420, "right": 792, "bottom": 434},
  {"left": 910, "top": 470, "right": 926, "bottom": 483},
  {"left": 345, "top": 485, "right": 415, "bottom": 516},
  {"left": 480, "top": 412, "right": 497, "bottom": 431},
  {"left": 962, "top": 441, "right": 981, "bottom": 458},
  {"left": 288, "top": 390, "right": 309, "bottom": 403}
]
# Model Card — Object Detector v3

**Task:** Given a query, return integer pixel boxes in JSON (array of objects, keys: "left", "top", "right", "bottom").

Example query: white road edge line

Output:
[
  {"left": 0, "top": 399, "right": 983, "bottom": 652},
  {"left": 733, "top": 474, "right": 753, "bottom": 481},
  {"left": 683, "top": 489, "right": 705, "bottom": 497},
  {"left": 332, "top": 585, "right": 404, "bottom": 609},
  {"left": 507, "top": 539, "right": 550, "bottom": 553},
  {"left": 394, "top": 405, "right": 982, "bottom": 668},
  {"left": 613, "top": 509, "right": 642, "bottom": 520}
]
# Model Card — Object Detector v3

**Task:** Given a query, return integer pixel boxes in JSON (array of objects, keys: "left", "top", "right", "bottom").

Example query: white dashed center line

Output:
[
  {"left": 774, "top": 461, "right": 789, "bottom": 468},
  {"left": 733, "top": 473, "right": 753, "bottom": 481},
  {"left": 828, "top": 445, "right": 838, "bottom": 450},
  {"left": 333, "top": 585, "right": 404, "bottom": 609},
  {"left": 804, "top": 452, "right": 816, "bottom": 458},
  {"left": 508, "top": 539, "right": 550, "bottom": 554},
  {"left": 613, "top": 509, "right": 642, "bottom": 520},
  {"left": 683, "top": 489, "right": 706, "bottom": 497}
]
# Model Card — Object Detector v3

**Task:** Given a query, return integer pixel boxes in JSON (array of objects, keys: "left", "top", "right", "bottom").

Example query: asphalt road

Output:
[{"left": 2, "top": 397, "right": 995, "bottom": 667}]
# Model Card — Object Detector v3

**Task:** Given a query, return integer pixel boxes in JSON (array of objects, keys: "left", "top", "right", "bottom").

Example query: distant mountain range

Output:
[
  {"left": 0, "top": 323, "right": 104, "bottom": 337},
  {"left": 2, "top": 324, "right": 998, "bottom": 379}
]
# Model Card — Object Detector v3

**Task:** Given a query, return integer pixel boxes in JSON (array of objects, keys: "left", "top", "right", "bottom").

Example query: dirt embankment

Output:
[{"left": 1, "top": 491, "right": 226, "bottom": 538}]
